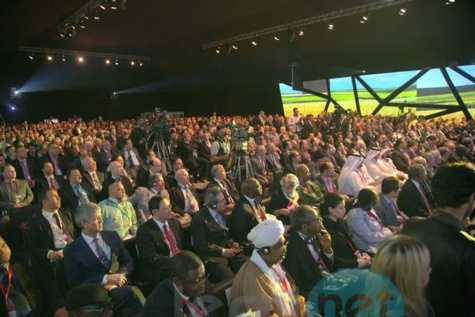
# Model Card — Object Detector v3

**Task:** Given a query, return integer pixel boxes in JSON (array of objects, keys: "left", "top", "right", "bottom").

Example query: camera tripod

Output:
[
  {"left": 231, "top": 145, "right": 254, "bottom": 184},
  {"left": 150, "top": 137, "right": 172, "bottom": 173}
]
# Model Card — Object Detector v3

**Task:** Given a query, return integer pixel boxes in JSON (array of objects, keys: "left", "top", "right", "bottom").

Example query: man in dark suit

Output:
[
  {"left": 58, "top": 169, "right": 96, "bottom": 212},
  {"left": 198, "top": 131, "right": 212, "bottom": 162},
  {"left": 26, "top": 189, "right": 76, "bottom": 317},
  {"left": 95, "top": 140, "right": 113, "bottom": 174},
  {"left": 177, "top": 132, "right": 207, "bottom": 182},
  {"left": 99, "top": 161, "right": 135, "bottom": 200},
  {"left": 191, "top": 187, "right": 248, "bottom": 283},
  {"left": 265, "top": 143, "right": 283, "bottom": 172},
  {"left": 169, "top": 169, "right": 200, "bottom": 217},
  {"left": 392, "top": 138, "right": 411, "bottom": 172},
  {"left": 34, "top": 161, "right": 65, "bottom": 202},
  {"left": 119, "top": 138, "right": 144, "bottom": 181},
  {"left": 251, "top": 145, "right": 273, "bottom": 190},
  {"left": 230, "top": 178, "right": 266, "bottom": 253},
  {"left": 207, "top": 164, "right": 239, "bottom": 213},
  {"left": 166, "top": 157, "right": 184, "bottom": 188},
  {"left": 301, "top": 114, "right": 316, "bottom": 140},
  {"left": 315, "top": 162, "right": 337, "bottom": 194},
  {"left": 81, "top": 157, "right": 106, "bottom": 201},
  {"left": 283, "top": 205, "right": 334, "bottom": 299},
  {"left": 402, "top": 163, "right": 475, "bottom": 317},
  {"left": 11, "top": 145, "right": 37, "bottom": 185},
  {"left": 397, "top": 164, "right": 432, "bottom": 218},
  {"left": 136, "top": 195, "right": 184, "bottom": 285},
  {"left": 63, "top": 202, "right": 144, "bottom": 317},
  {"left": 283, "top": 150, "right": 301, "bottom": 175},
  {"left": 136, "top": 157, "right": 163, "bottom": 188},
  {"left": 374, "top": 176, "right": 407, "bottom": 228},
  {"left": 72, "top": 148, "right": 90, "bottom": 174},
  {"left": 39, "top": 143, "right": 66, "bottom": 177},
  {"left": 142, "top": 251, "right": 217, "bottom": 317}
]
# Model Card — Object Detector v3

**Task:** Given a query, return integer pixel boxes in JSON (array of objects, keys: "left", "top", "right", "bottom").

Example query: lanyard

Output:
[
  {"left": 0, "top": 265, "right": 12, "bottom": 306},
  {"left": 182, "top": 298, "right": 208, "bottom": 317},
  {"left": 4, "top": 181, "right": 18, "bottom": 195},
  {"left": 271, "top": 268, "right": 290, "bottom": 294},
  {"left": 366, "top": 210, "right": 383, "bottom": 227}
]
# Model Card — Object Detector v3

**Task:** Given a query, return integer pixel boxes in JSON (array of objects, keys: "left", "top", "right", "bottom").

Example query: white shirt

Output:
[
  {"left": 42, "top": 210, "right": 68, "bottom": 250},
  {"left": 152, "top": 218, "right": 176, "bottom": 257}
]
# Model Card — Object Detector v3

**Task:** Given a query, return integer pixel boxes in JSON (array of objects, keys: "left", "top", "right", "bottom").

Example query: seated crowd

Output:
[{"left": 0, "top": 108, "right": 474, "bottom": 316}]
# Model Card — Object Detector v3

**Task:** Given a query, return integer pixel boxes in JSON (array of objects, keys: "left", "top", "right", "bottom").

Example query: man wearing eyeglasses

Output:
[
  {"left": 283, "top": 205, "right": 334, "bottom": 300},
  {"left": 143, "top": 251, "right": 217, "bottom": 317},
  {"left": 230, "top": 218, "right": 306, "bottom": 317}
]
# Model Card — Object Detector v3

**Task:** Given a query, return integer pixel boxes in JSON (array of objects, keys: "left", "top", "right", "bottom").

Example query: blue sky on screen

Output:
[{"left": 279, "top": 83, "right": 304, "bottom": 94}]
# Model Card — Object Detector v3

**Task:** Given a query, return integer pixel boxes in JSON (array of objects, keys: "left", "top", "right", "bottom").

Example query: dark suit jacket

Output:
[
  {"left": 34, "top": 174, "right": 65, "bottom": 202},
  {"left": 397, "top": 180, "right": 431, "bottom": 218},
  {"left": 207, "top": 179, "right": 239, "bottom": 204},
  {"left": 374, "top": 193, "right": 401, "bottom": 227},
  {"left": 190, "top": 207, "right": 232, "bottom": 264},
  {"left": 11, "top": 157, "right": 38, "bottom": 180},
  {"left": 265, "top": 153, "right": 283, "bottom": 172},
  {"left": 314, "top": 175, "right": 337, "bottom": 195},
  {"left": 39, "top": 153, "right": 66, "bottom": 176},
  {"left": 119, "top": 148, "right": 143, "bottom": 168},
  {"left": 267, "top": 190, "right": 291, "bottom": 225},
  {"left": 402, "top": 211, "right": 475, "bottom": 317},
  {"left": 321, "top": 217, "right": 358, "bottom": 270},
  {"left": 169, "top": 186, "right": 200, "bottom": 216},
  {"left": 198, "top": 140, "right": 211, "bottom": 160},
  {"left": 96, "top": 150, "right": 112, "bottom": 174},
  {"left": 230, "top": 196, "right": 261, "bottom": 245},
  {"left": 136, "top": 217, "right": 183, "bottom": 284},
  {"left": 25, "top": 209, "right": 76, "bottom": 311},
  {"left": 282, "top": 229, "right": 334, "bottom": 299},
  {"left": 63, "top": 230, "right": 134, "bottom": 289},
  {"left": 58, "top": 182, "right": 97, "bottom": 212},
  {"left": 136, "top": 165, "right": 151, "bottom": 188},
  {"left": 142, "top": 278, "right": 217, "bottom": 317},
  {"left": 81, "top": 170, "right": 105, "bottom": 191},
  {"left": 177, "top": 141, "right": 199, "bottom": 164},
  {"left": 391, "top": 148, "right": 410, "bottom": 172},
  {"left": 250, "top": 156, "right": 272, "bottom": 179}
]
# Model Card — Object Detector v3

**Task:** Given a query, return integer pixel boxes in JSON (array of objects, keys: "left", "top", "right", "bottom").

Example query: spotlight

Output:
[
  {"left": 78, "top": 56, "right": 84, "bottom": 63},
  {"left": 100, "top": 4, "right": 106, "bottom": 10},
  {"left": 273, "top": 33, "right": 280, "bottom": 41},
  {"left": 28, "top": 54, "right": 34, "bottom": 60},
  {"left": 216, "top": 47, "right": 221, "bottom": 54},
  {"left": 360, "top": 11, "right": 370, "bottom": 23},
  {"left": 130, "top": 60, "right": 135, "bottom": 66},
  {"left": 47, "top": 55, "right": 53, "bottom": 61},
  {"left": 138, "top": 61, "right": 143, "bottom": 67},
  {"left": 94, "top": 10, "right": 100, "bottom": 20},
  {"left": 298, "top": 28, "right": 305, "bottom": 36},
  {"left": 232, "top": 43, "right": 238, "bottom": 50},
  {"left": 84, "top": 15, "right": 89, "bottom": 20},
  {"left": 110, "top": 92, "right": 118, "bottom": 99},
  {"left": 251, "top": 39, "right": 258, "bottom": 46},
  {"left": 111, "top": 5, "right": 117, "bottom": 9},
  {"left": 105, "top": 59, "right": 111, "bottom": 65},
  {"left": 61, "top": 55, "right": 66, "bottom": 62},
  {"left": 10, "top": 88, "right": 21, "bottom": 99},
  {"left": 399, "top": 7, "right": 406, "bottom": 15},
  {"left": 328, "top": 23, "right": 334, "bottom": 30},
  {"left": 445, "top": 0, "right": 455, "bottom": 3},
  {"left": 10, "top": 106, "right": 16, "bottom": 111},
  {"left": 115, "top": 59, "right": 119, "bottom": 65}
]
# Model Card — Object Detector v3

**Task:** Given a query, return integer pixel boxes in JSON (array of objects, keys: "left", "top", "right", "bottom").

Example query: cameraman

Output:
[{"left": 210, "top": 125, "right": 232, "bottom": 172}]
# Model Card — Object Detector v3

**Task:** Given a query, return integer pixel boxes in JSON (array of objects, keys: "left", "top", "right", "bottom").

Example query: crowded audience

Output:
[{"left": 0, "top": 108, "right": 474, "bottom": 316}]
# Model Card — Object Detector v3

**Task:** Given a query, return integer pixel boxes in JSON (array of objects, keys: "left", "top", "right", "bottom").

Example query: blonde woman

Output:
[
  {"left": 372, "top": 235, "right": 434, "bottom": 317},
  {"left": 267, "top": 173, "right": 299, "bottom": 225}
]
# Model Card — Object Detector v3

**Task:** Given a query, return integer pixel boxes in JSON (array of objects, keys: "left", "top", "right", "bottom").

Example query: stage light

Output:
[
  {"left": 399, "top": 7, "right": 406, "bottom": 15},
  {"left": 251, "top": 39, "right": 258, "bottom": 46},
  {"left": 232, "top": 43, "right": 238, "bottom": 50},
  {"left": 47, "top": 55, "right": 53, "bottom": 61},
  {"left": 138, "top": 61, "right": 143, "bottom": 67},
  {"left": 10, "top": 88, "right": 21, "bottom": 100},
  {"left": 328, "top": 23, "right": 334, "bottom": 30},
  {"left": 78, "top": 56, "right": 84, "bottom": 63},
  {"left": 28, "top": 54, "right": 34, "bottom": 60},
  {"left": 115, "top": 59, "right": 119, "bottom": 65},
  {"left": 100, "top": 4, "right": 106, "bottom": 10},
  {"left": 130, "top": 60, "right": 135, "bottom": 66},
  {"left": 216, "top": 47, "right": 221, "bottom": 54},
  {"left": 10, "top": 106, "right": 16, "bottom": 111},
  {"left": 61, "top": 55, "right": 66, "bottom": 62},
  {"left": 298, "top": 28, "right": 305, "bottom": 36},
  {"left": 273, "top": 33, "right": 280, "bottom": 41},
  {"left": 105, "top": 59, "right": 111, "bottom": 65},
  {"left": 94, "top": 10, "right": 100, "bottom": 20},
  {"left": 360, "top": 12, "right": 370, "bottom": 23}
]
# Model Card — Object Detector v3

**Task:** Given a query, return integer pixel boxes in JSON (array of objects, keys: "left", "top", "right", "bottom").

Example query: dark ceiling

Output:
[{"left": 1, "top": 0, "right": 475, "bottom": 91}]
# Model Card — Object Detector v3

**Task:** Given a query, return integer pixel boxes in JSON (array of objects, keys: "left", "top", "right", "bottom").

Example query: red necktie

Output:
[
  {"left": 50, "top": 177, "right": 56, "bottom": 190},
  {"left": 391, "top": 201, "right": 405, "bottom": 225},
  {"left": 163, "top": 224, "right": 180, "bottom": 256},
  {"left": 52, "top": 213, "right": 73, "bottom": 244},
  {"left": 417, "top": 186, "right": 432, "bottom": 215}
]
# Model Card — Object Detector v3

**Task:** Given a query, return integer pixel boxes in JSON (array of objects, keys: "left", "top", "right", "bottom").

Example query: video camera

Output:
[{"left": 140, "top": 108, "right": 174, "bottom": 142}]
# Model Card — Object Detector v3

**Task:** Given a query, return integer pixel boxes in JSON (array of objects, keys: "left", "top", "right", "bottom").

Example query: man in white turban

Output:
[
  {"left": 338, "top": 153, "right": 378, "bottom": 197},
  {"left": 230, "top": 218, "right": 306, "bottom": 317}
]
